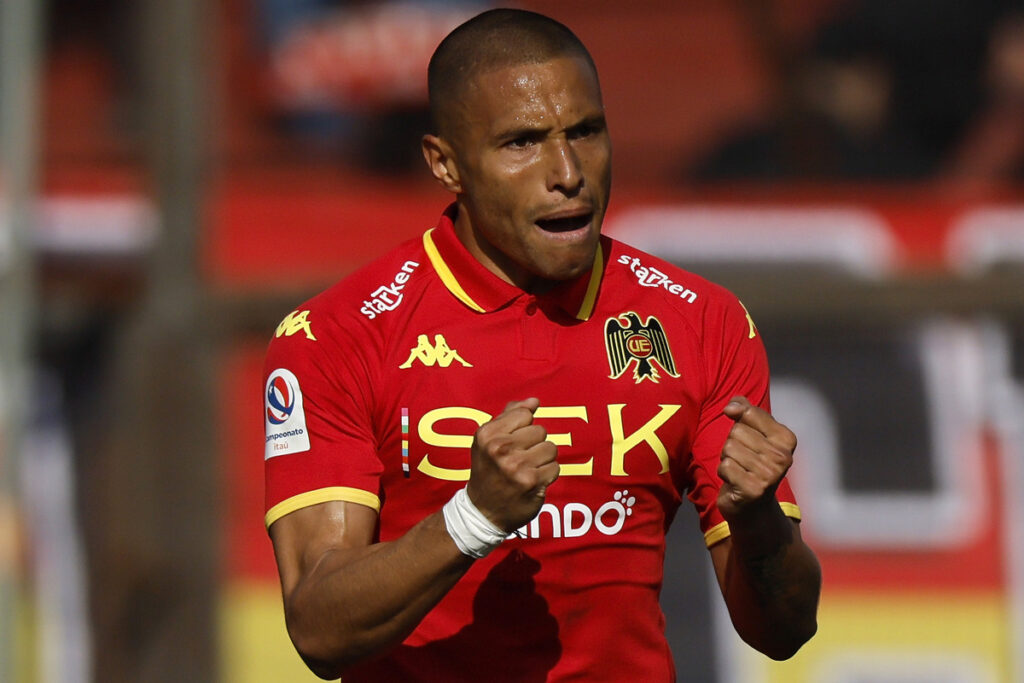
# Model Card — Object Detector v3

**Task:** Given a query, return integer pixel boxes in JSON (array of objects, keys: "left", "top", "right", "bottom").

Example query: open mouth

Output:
[{"left": 536, "top": 213, "right": 592, "bottom": 233}]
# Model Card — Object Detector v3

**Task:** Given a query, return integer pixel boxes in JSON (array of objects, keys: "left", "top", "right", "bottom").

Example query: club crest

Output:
[{"left": 605, "top": 312, "right": 679, "bottom": 383}]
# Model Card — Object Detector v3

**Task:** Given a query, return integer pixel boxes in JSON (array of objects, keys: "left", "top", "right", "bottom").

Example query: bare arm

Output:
[
  {"left": 708, "top": 397, "right": 821, "bottom": 660},
  {"left": 269, "top": 398, "right": 558, "bottom": 679},
  {"left": 270, "top": 501, "right": 472, "bottom": 678}
]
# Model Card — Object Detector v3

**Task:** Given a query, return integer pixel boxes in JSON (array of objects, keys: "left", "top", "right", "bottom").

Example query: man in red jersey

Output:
[{"left": 264, "top": 8, "right": 821, "bottom": 681}]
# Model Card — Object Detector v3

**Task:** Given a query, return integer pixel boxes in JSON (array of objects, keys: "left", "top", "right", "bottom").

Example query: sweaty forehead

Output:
[{"left": 447, "top": 56, "right": 602, "bottom": 140}]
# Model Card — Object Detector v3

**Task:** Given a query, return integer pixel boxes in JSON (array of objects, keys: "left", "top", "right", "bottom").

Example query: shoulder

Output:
[
  {"left": 601, "top": 237, "right": 743, "bottom": 317},
  {"left": 601, "top": 238, "right": 766, "bottom": 387},
  {"left": 267, "top": 233, "right": 433, "bottom": 359},
  {"left": 291, "top": 234, "right": 430, "bottom": 328},
  {"left": 315, "top": 234, "right": 429, "bottom": 322}
]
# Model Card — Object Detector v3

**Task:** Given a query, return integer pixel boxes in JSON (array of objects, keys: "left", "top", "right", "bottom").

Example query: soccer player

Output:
[{"left": 263, "top": 8, "right": 821, "bottom": 681}]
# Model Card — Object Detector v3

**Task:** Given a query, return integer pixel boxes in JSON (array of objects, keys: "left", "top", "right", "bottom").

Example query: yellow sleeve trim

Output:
[
  {"left": 703, "top": 502, "right": 803, "bottom": 547},
  {"left": 264, "top": 487, "right": 381, "bottom": 528},
  {"left": 575, "top": 242, "right": 604, "bottom": 321},
  {"left": 423, "top": 228, "right": 486, "bottom": 313},
  {"left": 779, "top": 501, "right": 802, "bottom": 520}
]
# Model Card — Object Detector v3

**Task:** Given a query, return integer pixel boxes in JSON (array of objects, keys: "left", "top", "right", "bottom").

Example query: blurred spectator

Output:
[
  {"left": 814, "top": 0, "right": 1020, "bottom": 168},
  {"left": 941, "top": 12, "right": 1024, "bottom": 186},
  {"left": 690, "top": 52, "right": 930, "bottom": 182},
  {"left": 45, "top": 0, "right": 143, "bottom": 155},
  {"left": 256, "top": 0, "right": 489, "bottom": 173},
  {"left": 690, "top": 0, "right": 1024, "bottom": 184}
]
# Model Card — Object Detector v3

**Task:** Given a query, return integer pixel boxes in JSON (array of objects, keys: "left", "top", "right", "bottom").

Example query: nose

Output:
[{"left": 546, "top": 138, "right": 583, "bottom": 195}]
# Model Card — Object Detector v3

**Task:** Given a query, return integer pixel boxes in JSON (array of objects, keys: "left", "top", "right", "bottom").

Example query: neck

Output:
[{"left": 452, "top": 204, "right": 546, "bottom": 292}]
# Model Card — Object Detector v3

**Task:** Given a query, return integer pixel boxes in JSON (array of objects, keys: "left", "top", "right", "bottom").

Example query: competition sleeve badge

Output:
[
  {"left": 264, "top": 368, "right": 311, "bottom": 459},
  {"left": 605, "top": 312, "right": 680, "bottom": 384}
]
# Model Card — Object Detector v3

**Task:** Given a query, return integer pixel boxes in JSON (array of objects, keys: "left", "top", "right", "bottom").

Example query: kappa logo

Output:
[
  {"left": 399, "top": 334, "right": 472, "bottom": 369},
  {"left": 276, "top": 310, "right": 317, "bottom": 341},
  {"left": 361, "top": 260, "right": 419, "bottom": 319},
  {"left": 617, "top": 254, "right": 698, "bottom": 304},
  {"left": 605, "top": 312, "right": 679, "bottom": 383}
]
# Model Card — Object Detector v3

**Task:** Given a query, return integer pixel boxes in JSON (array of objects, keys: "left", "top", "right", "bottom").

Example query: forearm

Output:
[
  {"left": 285, "top": 510, "right": 474, "bottom": 678},
  {"left": 275, "top": 399, "right": 555, "bottom": 678},
  {"left": 720, "top": 502, "right": 821, "bottom": 660}
]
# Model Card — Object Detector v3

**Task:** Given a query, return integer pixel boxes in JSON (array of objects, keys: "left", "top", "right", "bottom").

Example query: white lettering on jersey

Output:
[
  {"left": 510, "top": 489, "right": 638, "bottom": 540},
  {"left": 617, "top": 254, "right": 698, "bottom": 303},
  {"left": 361, "top": 260, "right": 420, "bottom": 319}
]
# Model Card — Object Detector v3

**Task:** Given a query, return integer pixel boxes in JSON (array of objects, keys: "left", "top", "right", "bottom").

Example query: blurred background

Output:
[{"left": 1, "top": 0, "right": 1023, "bottom": 681}]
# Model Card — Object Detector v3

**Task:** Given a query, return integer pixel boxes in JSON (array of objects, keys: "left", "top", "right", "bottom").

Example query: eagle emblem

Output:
[{"left": 605, "top": 312, "right": 679, "bottom": 384}]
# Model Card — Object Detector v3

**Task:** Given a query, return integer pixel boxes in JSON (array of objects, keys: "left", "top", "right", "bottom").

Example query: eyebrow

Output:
[
  {"left": 493, "top": 112, "right": 606, "bottom": 144},
  {"left": 493, "top": 123, "right": 550, "bottom": 144},
  {"left": 571, "top": 113, "right": 607, "bottom": 131}
]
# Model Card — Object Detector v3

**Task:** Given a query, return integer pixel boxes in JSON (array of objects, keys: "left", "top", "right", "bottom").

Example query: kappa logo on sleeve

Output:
[
  {"left": 264, "top": 368, "right": 311, "bottom": 459},
  {"left": 276, "top": 310, "right": 317, "bottom": 341}
]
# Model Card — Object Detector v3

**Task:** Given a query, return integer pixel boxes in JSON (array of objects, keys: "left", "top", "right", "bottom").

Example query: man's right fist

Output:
[{"left": 465, "top": 398, "right": 559, "bottom": 532}]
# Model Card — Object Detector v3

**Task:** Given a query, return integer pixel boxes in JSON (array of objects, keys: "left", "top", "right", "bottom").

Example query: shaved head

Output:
[{"left": 428, "top": 8, "right": 598, "bottom": 139}]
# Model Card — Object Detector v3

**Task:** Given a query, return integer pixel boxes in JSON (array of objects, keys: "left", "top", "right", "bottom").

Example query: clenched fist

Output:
[
  {"left": 466, "top": 398, "right": 559, "bottom": 532},
  {"left": 717, "top": 396, "right": 797, "bottom": 521}
]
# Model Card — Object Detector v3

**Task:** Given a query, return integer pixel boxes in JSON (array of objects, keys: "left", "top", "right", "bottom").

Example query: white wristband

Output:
[{"left": 442, "top": 488, "right": 507, "bottom": 558}]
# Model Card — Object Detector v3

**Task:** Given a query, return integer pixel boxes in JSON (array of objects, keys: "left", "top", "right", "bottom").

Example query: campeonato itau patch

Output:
[{"left": 264, "top": 367, "right": 311, "bottom": 459}]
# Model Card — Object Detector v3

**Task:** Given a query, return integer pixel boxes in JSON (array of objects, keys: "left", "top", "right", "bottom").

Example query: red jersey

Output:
[{"left": 263, "top": 207, "right": 800, "bottom": 681}]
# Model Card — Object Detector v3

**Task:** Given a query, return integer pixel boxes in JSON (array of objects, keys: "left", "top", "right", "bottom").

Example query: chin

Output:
[
  {"left": 519, "top": 242, "right": 598, "bottom": 287},
  {"left": 543, "top": 259, "right": 591, "bottom": 282}
]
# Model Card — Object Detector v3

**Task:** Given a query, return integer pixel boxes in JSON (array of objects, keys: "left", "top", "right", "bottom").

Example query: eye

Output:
[
  {"left": 567, "top": 125, "right": 592, "bottom": 140},
  {"left": 504, "top": 133, "right": 541, "bottom": 149},
  {"left": 567, "top": 119, "right": 606, "bottom": 141}
]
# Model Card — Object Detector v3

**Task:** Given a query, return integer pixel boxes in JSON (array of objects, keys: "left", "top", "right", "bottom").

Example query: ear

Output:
[{"left": 421, "top": 134, "right": 462, "bottom": 193}]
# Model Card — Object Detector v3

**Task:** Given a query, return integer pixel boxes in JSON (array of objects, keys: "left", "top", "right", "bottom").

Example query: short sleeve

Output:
[
  {"left": 686, "top": 297, "right": 800, "bottom": 547},
  {"left": 263, "top": 307, "right": 385, "bottom": 528}
]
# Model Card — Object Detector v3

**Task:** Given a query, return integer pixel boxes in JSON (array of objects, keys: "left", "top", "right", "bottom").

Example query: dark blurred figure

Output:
[
  {"left": 941, "top": 11, "right": 1024, "bottom": 186},
  {"left": 691, "top": 50, "right": 929, "bottom": 182},
  {"left": 690, "top": 0, "right": 1024, "bottom": 184},
  {"left": 46, "top": 0, "right": 143, "bottom": 156}
]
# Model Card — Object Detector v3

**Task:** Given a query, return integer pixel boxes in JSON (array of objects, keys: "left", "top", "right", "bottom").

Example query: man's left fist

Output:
[{"left": 716, "top": 396, "right": 797, "bottom": 520}]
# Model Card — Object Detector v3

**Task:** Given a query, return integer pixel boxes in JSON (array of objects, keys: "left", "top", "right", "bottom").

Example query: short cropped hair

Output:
[{"left": 427, "top": 8, "right": 598, "bottom": 138}]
